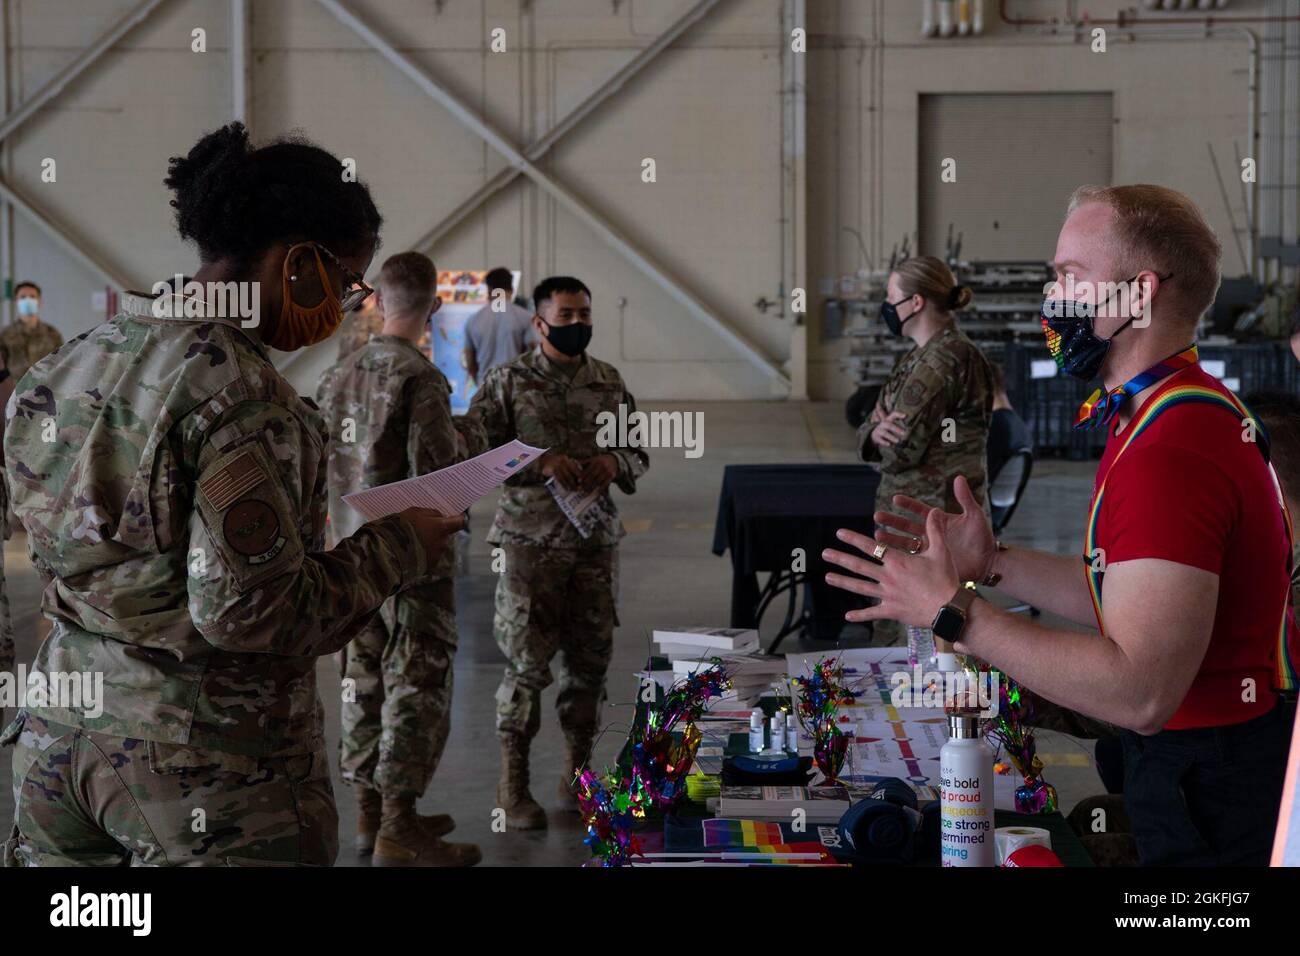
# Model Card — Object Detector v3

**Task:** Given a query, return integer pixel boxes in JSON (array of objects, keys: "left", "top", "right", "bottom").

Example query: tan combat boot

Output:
[
  {"left": 372, "top": 796, "right": 481, "bottom": 867},
  {"left": 355, "top": 785, "right": 455, "bottom": 855},
  {"left": 557, "top": 735, "right": 593, "bottom": 811},
  {"left": 497, "top": 735, "right": 548, "bottom": 830}
]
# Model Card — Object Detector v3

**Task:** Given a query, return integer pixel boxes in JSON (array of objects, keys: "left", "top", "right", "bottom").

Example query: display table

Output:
[
  {"left": 610, "top": 648, "right": 1093, "bottom": 867},
  {"left": 711, "top": 464, "right": 879, "bottom": 649},
  {"left": 632, "top": 799, "right": 1091, "bottom": 867}
]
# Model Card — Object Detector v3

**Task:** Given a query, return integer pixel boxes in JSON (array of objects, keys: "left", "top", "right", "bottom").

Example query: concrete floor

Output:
[{"left": 0, "top": 401, "right": 1104, "bottom": 866}]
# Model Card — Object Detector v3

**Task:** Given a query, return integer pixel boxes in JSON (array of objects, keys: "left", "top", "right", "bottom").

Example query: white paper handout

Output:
[
  {"left": 343, "top": 439, "right": 547, "bottom": 521},
  {"left": 546, "top": 477, "right": 615, "bottom": 539}
]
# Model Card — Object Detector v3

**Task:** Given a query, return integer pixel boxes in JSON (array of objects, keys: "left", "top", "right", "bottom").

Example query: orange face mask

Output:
[{"left": 267, "top": 243, "right": 345, "bottom": 351}]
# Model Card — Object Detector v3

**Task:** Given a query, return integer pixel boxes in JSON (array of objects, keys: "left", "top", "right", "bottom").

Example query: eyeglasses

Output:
[{"left": 312, "top": 242, "right": 374, "bottom": 313}]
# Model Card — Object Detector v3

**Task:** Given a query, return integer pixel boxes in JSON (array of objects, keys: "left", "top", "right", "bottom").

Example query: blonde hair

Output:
[
  {"left": 1067, "top": 184, "right": 1221, "bottom": 319},
  {"left": 893, "top": 255, "right": 972, "bottom": 312},
  {"left": 379, "top": 251, "right": 437, "bottom": 315}
]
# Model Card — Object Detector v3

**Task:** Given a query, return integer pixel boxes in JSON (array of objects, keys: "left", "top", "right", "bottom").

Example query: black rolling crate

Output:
[
  {"left": 1200, "top": 342, "right": 1293, "bottom": 401},
  {"left": 1019, "top": 344, "right": 1105, "bottom": 460}
]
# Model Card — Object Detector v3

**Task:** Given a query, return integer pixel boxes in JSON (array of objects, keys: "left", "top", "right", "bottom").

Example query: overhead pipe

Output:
[
  {"left": 939, "top": 0, "right": 956, "bottom": 37},
  {"left": 1283, "top": 0, "right": 1299, "bottom": 277},
  {"left": 922, "top": 0, "right": 985, "bottom": 36},
  {"left": 1001, "top": 0, "right": 1300, "bottom": 27}
]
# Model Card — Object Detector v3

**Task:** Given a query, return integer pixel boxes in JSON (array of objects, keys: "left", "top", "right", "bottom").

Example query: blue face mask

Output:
[{"left": 16, "top": 297, "right": 38, "bottom": 317}]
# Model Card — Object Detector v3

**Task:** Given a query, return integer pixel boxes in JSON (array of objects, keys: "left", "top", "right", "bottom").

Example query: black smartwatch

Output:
[{"left": 931, "top": 582, "right": 979, "bottom": 643}]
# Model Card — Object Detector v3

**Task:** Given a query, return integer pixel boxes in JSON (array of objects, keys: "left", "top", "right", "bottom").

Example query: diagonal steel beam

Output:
[
  {"left": 317, "top": 0, "right": 788, "bottom": 386},
  {"left": 412, "top": 0, "right": 725, "bottom": 252},
  {"left": 0, "top": 0, "right": 167, "bottom": 298},
  {"left": 0, "top": 0, "right": 170, "bottom": 144},
  {"left": 0, "top": 176, "right": 132, "bottom": 289}
]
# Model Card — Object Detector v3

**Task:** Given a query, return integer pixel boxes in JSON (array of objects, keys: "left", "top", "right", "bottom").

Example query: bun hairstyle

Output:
[
  {"left": 165, "top": 122, "right": 382, "bottom": 270},
  {"left": 893, "top": 255, "right": 972, "bottom": 314}
]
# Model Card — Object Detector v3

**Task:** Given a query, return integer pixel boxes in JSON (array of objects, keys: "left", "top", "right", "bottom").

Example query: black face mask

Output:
[
  {"left": 1040, "top": 273, "right": 1169, "bottom": 382},
  {"left": 539, "top": 316, "right": 593, "bottom": 357},
  {"left": 880, "top": 296, "right": 919, "bottom": 337}
]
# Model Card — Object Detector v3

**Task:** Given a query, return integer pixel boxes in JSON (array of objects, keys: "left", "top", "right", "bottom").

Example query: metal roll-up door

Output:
[{"left": 918, "top": 92, "right": 1114, "bottom": 259}]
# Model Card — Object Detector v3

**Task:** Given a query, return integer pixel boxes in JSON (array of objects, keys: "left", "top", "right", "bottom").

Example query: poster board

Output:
[
  {"left": 432, "top": 270, "right": 522, "bottom": 413},
  {"left": 1271, "top": 700, "right": 1300, "bottom": 865}
]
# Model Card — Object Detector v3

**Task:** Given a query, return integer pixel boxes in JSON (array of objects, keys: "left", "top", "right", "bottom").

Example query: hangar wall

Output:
[{"left": 0, "top": 0, "right": 1272, "bottom": 401}]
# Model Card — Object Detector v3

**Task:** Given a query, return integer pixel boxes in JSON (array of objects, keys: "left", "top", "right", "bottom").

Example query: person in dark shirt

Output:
[
  {"left": 986, "top": 361, "right": 1032, "bottom": 484},
  {"left": 1245, "top": 389, "right": 1300, "bottom": 617}
]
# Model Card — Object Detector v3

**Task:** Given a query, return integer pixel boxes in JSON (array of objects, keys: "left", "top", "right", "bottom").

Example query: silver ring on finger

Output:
[{"left": 871, "top": 543, "right": 888, "bottom": 561}]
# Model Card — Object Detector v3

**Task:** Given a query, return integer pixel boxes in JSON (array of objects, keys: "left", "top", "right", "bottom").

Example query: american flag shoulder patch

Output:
[{"left": 200, "top": 450, "right": 268, "bottom": 512}]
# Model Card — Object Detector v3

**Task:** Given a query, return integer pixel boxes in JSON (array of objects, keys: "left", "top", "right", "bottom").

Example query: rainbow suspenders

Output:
[{"left": 1083, "top": 381, "right": 1298, "bottom": 692}]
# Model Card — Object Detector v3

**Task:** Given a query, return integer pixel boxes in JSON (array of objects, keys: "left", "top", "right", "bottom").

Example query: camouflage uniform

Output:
[
  {"left": 0, "top": 475, "right": 12, "bottom": 725},
  {"left": 0, "top": 291, "right": 433, "bottom": 866},
  {"left": 0, "top": 319, "right": 64, "bottom": 384},
  {"left": 333, "top": 307, "right": 383, "bottom": 362},
  {"left": 858, "top": 324, "right": 993, "bottom": 514},
  {"left": 462, "top": 348, "right": 648, "bottom": 748},
  {"left": 857, "top": 325, "right": 992, "bottom": 645},
  {"left": 316, "top": 334, "right": 480, "bottom": 800}
]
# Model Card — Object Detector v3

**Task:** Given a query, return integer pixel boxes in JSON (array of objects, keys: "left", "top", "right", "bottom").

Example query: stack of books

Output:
[
  {"left": 652, "top": 627, "right": 760, "bottom": 659},
  {"left": 716, "top": 785, "right": 857, "bottom": 825},
  {"left": 653, "top": 628, "right": 787, "bottom": 707},
  {"left": 680, "top": 655, "right": 787, "bottom": 708}
]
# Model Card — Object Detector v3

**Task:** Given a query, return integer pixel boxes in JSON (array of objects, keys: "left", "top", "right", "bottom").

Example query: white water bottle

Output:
[
  {"left": 940, "top": 713, "right": 995, "bottom": 867},
  {"left": 766, "top": 712, "right": 786, "bottom": 754},
  {"left": 906, "top": 625, "right": 936, "bottom": 667},
  {"left": 748, "top": 709, "right": 765, "bottom": 753}
]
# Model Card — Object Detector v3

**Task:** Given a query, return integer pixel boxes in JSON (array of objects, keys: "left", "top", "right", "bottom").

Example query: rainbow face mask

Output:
[{"left": 1040, "top": 276, "right": 1139, "bottom": 382}]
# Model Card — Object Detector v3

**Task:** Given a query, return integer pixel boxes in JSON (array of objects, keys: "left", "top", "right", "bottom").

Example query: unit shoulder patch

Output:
[
  {"left": 222, "top": 498, "right": 286, "bottom": 564},
  {"left": 195, "top": 438, "right": 304, "bottom": 594}
]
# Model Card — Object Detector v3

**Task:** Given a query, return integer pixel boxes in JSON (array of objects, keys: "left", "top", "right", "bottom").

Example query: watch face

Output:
[{"left": 932, "top": 606, "right": 963, "bottom": 643}]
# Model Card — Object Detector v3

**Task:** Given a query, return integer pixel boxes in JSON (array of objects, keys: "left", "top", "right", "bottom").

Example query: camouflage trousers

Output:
[
  {"left": 493, "top": 544, "right": 616, "bottom": 744},
  {"left": 339, "top": 578, "right": 457, "bottom": 800},
  {"left": 0, "top": 474, "right": 13, "bottom": 726},
  {"left": 3, "top": 712, "right": 337, "bottom": 866}
]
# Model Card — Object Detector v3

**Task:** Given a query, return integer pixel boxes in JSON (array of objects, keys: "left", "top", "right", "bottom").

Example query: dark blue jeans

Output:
[{"left": 1121, "top": 699, "right": 1294, "bottom": 866}]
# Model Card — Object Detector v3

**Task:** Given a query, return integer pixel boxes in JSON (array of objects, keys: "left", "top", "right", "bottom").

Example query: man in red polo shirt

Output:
[{"left": 824, "top": 184, "right": 1296, "bottom": 866}]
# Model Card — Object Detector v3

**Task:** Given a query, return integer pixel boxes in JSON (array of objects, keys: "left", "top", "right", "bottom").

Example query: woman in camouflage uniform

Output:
[
  {"left": 1, "top": 124, "right": 462, "bottom": 866},
  {"left": 858, "top": 256, "right": 993, "bottom": 645}
]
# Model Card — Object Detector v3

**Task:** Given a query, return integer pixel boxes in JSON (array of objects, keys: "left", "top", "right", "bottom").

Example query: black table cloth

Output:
[{"left": 711, "top": 463, "right": 879, "bottom": 644}]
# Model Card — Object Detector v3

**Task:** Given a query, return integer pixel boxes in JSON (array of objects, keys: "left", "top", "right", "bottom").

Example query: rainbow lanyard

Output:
[
  {"left": 1074, "top": 345, "right": 1200, "bottom": 430},
  {"left": 1084, "top": 378, "right": 1297, "bottom": 691}
]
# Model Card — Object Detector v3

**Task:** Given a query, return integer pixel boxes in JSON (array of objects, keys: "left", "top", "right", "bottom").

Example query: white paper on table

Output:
[
  {"left": 343, "top": 439, "right": 547, "bottom": 521},
  {"left": 784, "top": 647, "right": 910, "bottom": 680}
]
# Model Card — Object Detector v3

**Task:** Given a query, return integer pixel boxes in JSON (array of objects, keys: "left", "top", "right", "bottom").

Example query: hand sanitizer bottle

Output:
[
  {"left": 766, "top": 712, "right": 786, "bottom": 754},
  {"left": 748, "top": 709, "right": 765, "bottom": 753}
]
